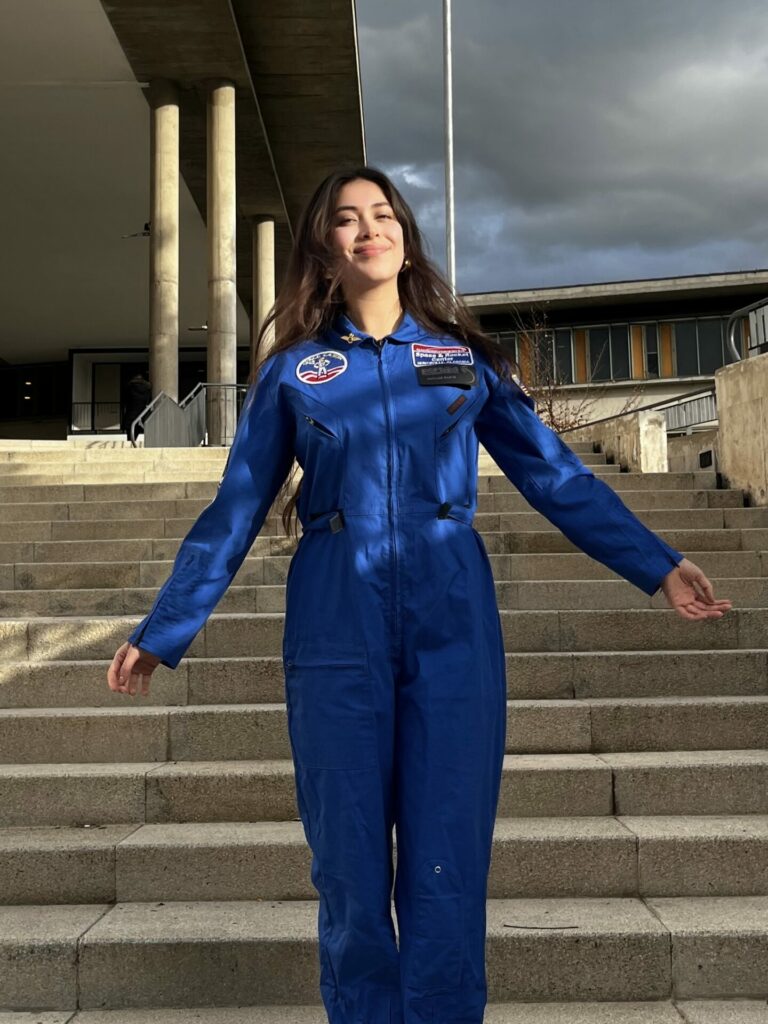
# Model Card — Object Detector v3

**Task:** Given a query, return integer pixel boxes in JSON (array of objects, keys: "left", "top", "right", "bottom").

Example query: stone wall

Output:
[
  {"left": 666, "top": 428, "right": 719, "bottom": 474},
  {"left": 565, "top": 409, "right": 668, "bottom": 473},
  {"left": 715, "top": 352, "right": 768, "bottom": 505}
]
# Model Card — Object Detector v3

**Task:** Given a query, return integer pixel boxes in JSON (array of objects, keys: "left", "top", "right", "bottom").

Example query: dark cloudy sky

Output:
[{"left": 356, "top": 0, "right": 768, "bottom": 294}]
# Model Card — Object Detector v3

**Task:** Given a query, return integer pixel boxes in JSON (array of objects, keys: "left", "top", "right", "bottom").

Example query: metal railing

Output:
[
  {"left": 560, "top": 385, "right": 717, "bottom": 435},
  {"left": 129, "top": 383, "right": 248, "bottom": 448},
  {"left": 726, "top": 296, "right": 768, "bottom": 361}
]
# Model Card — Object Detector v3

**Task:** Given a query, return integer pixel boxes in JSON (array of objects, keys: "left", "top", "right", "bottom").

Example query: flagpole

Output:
[{"left": 443, "top": 0, "right": 456, "bottom": 295}]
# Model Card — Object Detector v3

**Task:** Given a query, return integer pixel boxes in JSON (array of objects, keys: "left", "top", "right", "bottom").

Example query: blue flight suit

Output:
[{"left": 126, "top": 309, "right": 684, "bottom": 1023}]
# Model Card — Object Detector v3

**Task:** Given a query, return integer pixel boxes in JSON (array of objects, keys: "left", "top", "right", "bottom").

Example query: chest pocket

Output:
[
  {"left": 288, "top": 387, "right": 345, "bottom": 524},
  {"left": 434, "top": 386, "right": 485, "bottom": 510}
]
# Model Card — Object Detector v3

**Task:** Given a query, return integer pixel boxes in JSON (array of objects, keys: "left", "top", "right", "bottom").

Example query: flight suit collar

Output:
[{"left": 326, "top": 308, "right": 429, "bottom": 347}]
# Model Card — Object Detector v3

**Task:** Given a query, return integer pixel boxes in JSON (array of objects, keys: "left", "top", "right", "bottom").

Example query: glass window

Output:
[
  {"left": 496, "top": 330, "right": 518, "bottom": 363},
  {"left": 673, "top": 321, "right": 699, "bottom": 376},
  {"left": 588, "top": 327, "right": 611, "bottom": 381},
  {"left": 697, "top": 319, "right": 724, "bottom": 375},
  {"left": 554, "top": 328, "right": 573, "bottom": 383},
  {"left": 644, "top": 324, "right": 659, "bottom": 377},
  {"left": 610, "top": 324, "right": 630, "bottom": 380}
]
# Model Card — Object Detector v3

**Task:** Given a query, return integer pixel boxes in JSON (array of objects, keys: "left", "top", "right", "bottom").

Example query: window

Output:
[
  {"left": 494, "top": 331, "right": 518, "bottom": 363},
  {"left": 697, "top": 319, "right": 723, "bottom": 375},
  {"left": 587, "top": 327, "right": 611, "bottom": 381},
  {"left": 643, "top": 324, "right": 659, "bottom": 378},
  {"left": 610, "top": 324, "right": 631, "bottom": 380},
  {"left": 587, "top": 325, "right": 629, "bottom": 381},
  {"left": 673, "top": 321, "right": 699, "bottom": 376},
  {"left": 672, "top": 317, "right": 733, "bottom": 376}
]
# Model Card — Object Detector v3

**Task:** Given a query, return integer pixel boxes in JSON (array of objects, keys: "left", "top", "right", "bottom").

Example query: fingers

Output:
[
  {"left": 107, "top": 642, "right": 131, "bottom": 693},
  {"left": 106, "top": 643, "right": 152, "bottom": 697},
  {"left": 674, "top": 599, "right": 731, "bottom": 621},
  {"left": 692, "top": 571, "right": 716, "bottom": 604}
]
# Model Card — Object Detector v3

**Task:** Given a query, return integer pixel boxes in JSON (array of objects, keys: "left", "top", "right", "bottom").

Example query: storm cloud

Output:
[{"left": 356, "top": 0, "right": 768, "bottom": 292}]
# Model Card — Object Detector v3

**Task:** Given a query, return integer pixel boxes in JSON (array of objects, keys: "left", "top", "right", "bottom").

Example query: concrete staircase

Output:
[{"left": 0, "top": 441, "right": 767, "bottom": 1023}]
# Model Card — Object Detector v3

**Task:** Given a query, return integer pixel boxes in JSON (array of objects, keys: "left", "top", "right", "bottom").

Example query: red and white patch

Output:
[
  {"left": 411, "top": 343, "right": 474, "bottom": 367},
  {"left": 296, "top": 350, "right": 348, "bottom": 384}
]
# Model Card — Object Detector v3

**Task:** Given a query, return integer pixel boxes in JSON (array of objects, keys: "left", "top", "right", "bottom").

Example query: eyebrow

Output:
[{"left": 334, "top": 201, "right": 392, "bottom": 214}]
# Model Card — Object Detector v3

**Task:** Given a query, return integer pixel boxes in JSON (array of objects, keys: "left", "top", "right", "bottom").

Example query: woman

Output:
[{"left": 107, "top": 165, "right": 731, "bottom": 1023}]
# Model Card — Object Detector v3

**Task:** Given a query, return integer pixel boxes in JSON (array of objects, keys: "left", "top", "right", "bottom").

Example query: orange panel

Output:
[
  {"left": 630, "top": 325, "right": 645, "bottom": 379},
  {"left": 573, "top": 329, "right": 587, "bottom": 382},
  {"left": 518, "top": 332, "right": 533, "bottom": 381},
  {"left": 659, "top": 323, "right": 674, "bottom": 376}
]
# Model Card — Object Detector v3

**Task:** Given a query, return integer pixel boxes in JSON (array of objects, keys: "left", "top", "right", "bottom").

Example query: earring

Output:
[{"left": 399, "top": 257, "right": 412, "bottom": 273}]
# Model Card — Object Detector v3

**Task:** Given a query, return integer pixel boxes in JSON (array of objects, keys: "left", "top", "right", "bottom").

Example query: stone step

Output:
[
  {"left": 1, "top": 607, "right": 761, "bottom": 662},
  {"left": 0, "top": 1000, "right": 762, "bottom": 1024},
  {"left": 0, "top": 696, "right": 766, "bottom": 766},
  {"left": 2, "top": 507, "right": 765, "bottom": 544},
  {"left": 2, "top": 649, "right": 765, "bottom": 710},
  {"left": 1, "top": 815, "right": 766, "bottom": 907},
  {"left": 0, "top": 576, "right": 760, "bottom": 617},
  {"left": 0, "top": 487, "right": 747, "bottom": 525},
  {"left": 0, "top": 895, "right": 764, "bottom": 1008},
  {"left": 1, "top": 751, "right": 767, "bottom": 828},
  {"left": 0, "top": 448, "right": 606, "bottom": 471},
  {"left": 0, "top": 471, "right": 718, "bottom": 504},
  {"left": 0, "top": 450, "right": 231, "bottom": 463},
  {"left": 4, "top": 549, "right": 762, "bottom": 594},
  {"left": 3, "top": 524, "right": 766, "bottom": 566},
  {"left": 485, "top": 471, "right": 718, "bottom": 491},
  {"left": 0, "top": 439, "right": 600, "bottom": 456}
]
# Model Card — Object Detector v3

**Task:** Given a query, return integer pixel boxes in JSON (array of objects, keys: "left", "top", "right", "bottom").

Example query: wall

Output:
[
  {"left": 666, "top": 428, "right": 719, "bottom": 474},
  {"left": 566, "top": 409, "right": 668, "bottom": 473},
  {"left": 715, "top": 352, "right": 768, "bottom": 505}
]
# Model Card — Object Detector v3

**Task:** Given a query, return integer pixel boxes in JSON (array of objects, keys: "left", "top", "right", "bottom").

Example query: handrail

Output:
[
  {"left": 726, "top": 296, "right": 768, "bottom": 361},
  {"left": 129, "top": 382, "right": 248, "bottom": 447},
  {"left": 559, "top": 385, "right": 716, "bottom": 433}
]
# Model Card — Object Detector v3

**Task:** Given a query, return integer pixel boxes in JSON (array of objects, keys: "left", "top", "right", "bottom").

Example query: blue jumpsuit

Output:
[{"left": 126, "top": 308, "right": 684, "bottom": 1023}]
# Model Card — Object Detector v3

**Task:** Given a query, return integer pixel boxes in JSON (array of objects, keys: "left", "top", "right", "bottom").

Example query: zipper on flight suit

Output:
[{"left": 375, "top": 336, "right": 401, "bottom": 650}]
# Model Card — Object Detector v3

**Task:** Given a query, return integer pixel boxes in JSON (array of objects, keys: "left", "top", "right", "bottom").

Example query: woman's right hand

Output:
[{"left": 107, "top": 641, "right": 162, "bottom": 697}]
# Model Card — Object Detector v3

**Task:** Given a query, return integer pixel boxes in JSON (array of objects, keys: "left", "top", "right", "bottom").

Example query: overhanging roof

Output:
[
  {"left": 100, "top": 0, "right": 365, "bottom": 313},
  {"left": 464, "top": 269, "right": 768, "bottom": 315}
]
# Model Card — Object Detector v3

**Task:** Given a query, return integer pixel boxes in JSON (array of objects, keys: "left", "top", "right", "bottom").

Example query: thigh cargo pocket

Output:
[{"left": 283, "top": 641, "right": 377, "bottom": 771}]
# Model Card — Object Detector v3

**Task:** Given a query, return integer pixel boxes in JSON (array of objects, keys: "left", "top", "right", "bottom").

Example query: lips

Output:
[{"left": 355, "top": 247, "right": 388, "bottom": 256}]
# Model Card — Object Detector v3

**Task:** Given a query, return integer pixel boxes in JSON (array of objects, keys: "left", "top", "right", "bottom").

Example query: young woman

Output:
[{"left": 107, "top": 165, "right": 732, "bottom": 1024}]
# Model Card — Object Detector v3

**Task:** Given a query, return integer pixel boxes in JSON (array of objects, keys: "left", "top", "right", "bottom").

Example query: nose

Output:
[{"left": 357, "top": 215, "right": 380, "bottom": 239}]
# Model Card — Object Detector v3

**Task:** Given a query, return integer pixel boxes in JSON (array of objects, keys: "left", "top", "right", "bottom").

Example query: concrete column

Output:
[
  {"left": 148, "top": 78, "right": 179, "bottom": 403},
  {"left": 251, "top": 215, "right": 276, "bottom": 367},
  {"left": 206, "top": 80, "right": 237, "bottom": 445}
]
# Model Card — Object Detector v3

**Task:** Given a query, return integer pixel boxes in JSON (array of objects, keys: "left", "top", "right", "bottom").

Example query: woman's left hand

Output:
[{"left": 660, "top": 557, "right": 733, "bottom": 620}]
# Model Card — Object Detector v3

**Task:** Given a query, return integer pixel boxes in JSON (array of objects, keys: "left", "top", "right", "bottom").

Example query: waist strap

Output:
[{"left": 302, "top": 503, "right": 473, "bottom": 532}]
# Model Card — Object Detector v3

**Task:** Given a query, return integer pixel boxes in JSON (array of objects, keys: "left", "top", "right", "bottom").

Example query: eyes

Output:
[{"left": 336, "top": 213, "right": 394, "bottom": 226}]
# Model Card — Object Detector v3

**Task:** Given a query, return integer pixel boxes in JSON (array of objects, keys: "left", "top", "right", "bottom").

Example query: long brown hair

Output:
[{"left": 248, "top": 163, "right": 521, "bottom": 539}]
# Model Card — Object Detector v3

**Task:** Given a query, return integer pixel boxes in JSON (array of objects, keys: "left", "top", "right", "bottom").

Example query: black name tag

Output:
[{"left": 416, "top": 365, "right": 477, "bottom": 388}]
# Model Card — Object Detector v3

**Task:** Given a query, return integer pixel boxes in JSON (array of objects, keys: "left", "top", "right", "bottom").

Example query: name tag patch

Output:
[
  {"left": 412, "top": 344, "right": 476, "bottom": 388},
  {"left": 411, "top": 343, "right": 474, "bottom": 367},
  {"left": 296, "top": 350, "right": 348, "bottom": 385}
]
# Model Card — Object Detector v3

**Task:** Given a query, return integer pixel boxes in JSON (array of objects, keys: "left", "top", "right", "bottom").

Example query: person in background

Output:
[{"left": 121, "top": 371, "right": 151, "bottom": 446}]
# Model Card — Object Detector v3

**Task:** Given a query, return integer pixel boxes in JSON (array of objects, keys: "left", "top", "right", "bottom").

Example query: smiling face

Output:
[{"left": 329, "top": 178, "right": 405, "bottom": 298}]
